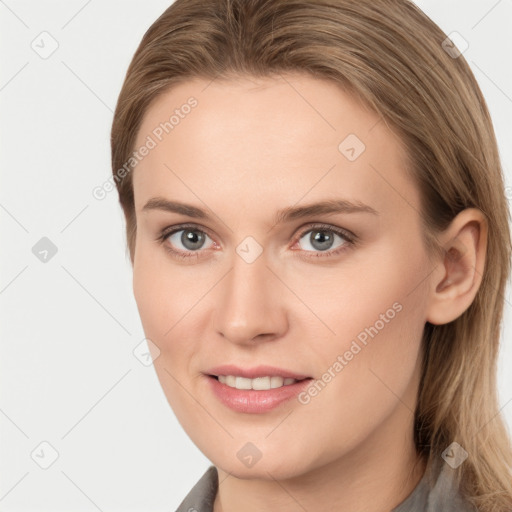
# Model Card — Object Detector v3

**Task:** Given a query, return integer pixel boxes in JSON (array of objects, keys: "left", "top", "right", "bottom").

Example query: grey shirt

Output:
[{"left": 175, "top": 459, "right": 477, "bottom": 512}]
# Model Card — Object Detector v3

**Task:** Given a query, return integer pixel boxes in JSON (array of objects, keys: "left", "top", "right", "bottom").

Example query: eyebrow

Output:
[{"left": 142, "top": 197, "right": 379, "bottom": 225}]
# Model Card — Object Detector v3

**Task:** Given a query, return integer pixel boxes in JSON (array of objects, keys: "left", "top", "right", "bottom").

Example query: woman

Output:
[{"left": 110, "top": 0, "right": 512, "bottom": 510}]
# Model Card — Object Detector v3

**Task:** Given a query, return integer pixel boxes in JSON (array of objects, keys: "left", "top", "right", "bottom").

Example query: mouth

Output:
[{"left": 204, "top": 367, "right": 315, "bottom": 413}]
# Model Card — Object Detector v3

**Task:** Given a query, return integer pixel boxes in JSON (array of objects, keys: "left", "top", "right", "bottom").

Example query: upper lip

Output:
[{"left": 206, "top": 364, "right": 312, "bottom": 380}]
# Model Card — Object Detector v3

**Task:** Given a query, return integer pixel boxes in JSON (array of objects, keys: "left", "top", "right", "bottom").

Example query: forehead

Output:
[{"left": 132, "top": 74, "right": 418, "bottom": 223}]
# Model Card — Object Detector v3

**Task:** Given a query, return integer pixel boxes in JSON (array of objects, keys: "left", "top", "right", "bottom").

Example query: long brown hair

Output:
[{"left": 110, "top": 1, "right": 512, "bottom": 509}]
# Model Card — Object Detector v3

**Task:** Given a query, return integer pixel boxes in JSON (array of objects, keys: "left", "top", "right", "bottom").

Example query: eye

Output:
[
  {"left": 293, "top": 223, "right": 355, "bottom": 258},
  {"left": 156, "top": 222, "right": 356, "bottom": 261},
  {"left": 157, "top": 224, "right": 216, "bottom": 260}
]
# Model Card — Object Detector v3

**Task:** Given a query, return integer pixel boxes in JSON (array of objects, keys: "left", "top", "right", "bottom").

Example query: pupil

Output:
[
  {"left": 182, "top": 230, "right": 204, "bottom": 250},
  {"left": 312, "top": 230, "right": 333, "bottom": 251}
]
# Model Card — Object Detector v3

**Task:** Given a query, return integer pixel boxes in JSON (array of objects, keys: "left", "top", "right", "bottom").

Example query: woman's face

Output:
[{"left": 131, "top": 73, "right": 433, "bottom": 478}]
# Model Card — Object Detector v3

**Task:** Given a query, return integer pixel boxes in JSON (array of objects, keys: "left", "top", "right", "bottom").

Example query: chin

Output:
[
  {"left": 209, "top": 446, "right": 316, "bottom": 481},
  {"left": 219, "top": 462, "right": 302, "bottom": 481}
]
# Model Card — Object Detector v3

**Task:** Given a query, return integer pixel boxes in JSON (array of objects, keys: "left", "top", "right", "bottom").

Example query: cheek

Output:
[
  {"left": 295, "top": 290, "right": 425, "bottom": 462},
  {"left": 132, "top": 247, "right": 191, "bottom": 366},
  {"left": 295, "top": 240, "right": 426, "bottom": 347},
  {"left": 132, "top": 248, "right": 202, "bottom": 419},
  {"left": 133, "top": 252, "right": 167, "bottom": 337},
  {"left": 303, "top": 242, "right": 428, "bottom": 400},
  {"left": 133, "top": 242, "right": 188, "bottom": 334}
]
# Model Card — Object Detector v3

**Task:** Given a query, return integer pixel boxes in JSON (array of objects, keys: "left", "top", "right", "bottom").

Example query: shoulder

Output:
[
  {"left": 427, "top": 464, "right": 478, "bottom": 512},
  {"left": 393, "top": 458, "right": 478, "bottom": 512},
  {"left": 175, "top": 461, "right": 478, "bottom": 512},
  {"left": 175, "top": 465, "right": 218, "bottom": 512}
]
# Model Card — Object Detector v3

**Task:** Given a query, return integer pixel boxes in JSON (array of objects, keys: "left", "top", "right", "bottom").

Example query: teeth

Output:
[
  {"left": 217, "top": 375, "right": 299, "bottom": 390},
  {"left": 235, "top": 376, "right": 252, "bottom": 390},
  {"left": 271, "top": 376, "right": 284, "bottom": 388}
]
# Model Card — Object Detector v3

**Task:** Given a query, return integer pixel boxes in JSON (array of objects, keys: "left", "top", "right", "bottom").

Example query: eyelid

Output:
[
  {"left": 160, "top": 222, "right": 216, "bottom": 239},
  {"left": 158, "top": 222, "right": 218, "bottom": 250},
  {"left": 295, "top": 222, "right": 356, "bottom": 243}
]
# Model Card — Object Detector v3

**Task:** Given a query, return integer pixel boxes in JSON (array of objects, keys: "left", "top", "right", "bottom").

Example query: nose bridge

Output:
[{"left": 214, "top": 247, "right": 285, "bottom": 343}]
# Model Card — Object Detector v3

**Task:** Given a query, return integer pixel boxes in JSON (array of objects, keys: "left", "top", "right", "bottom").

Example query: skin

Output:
[{"left": 131, "top": 73, "right": 487, "bottom": 512}]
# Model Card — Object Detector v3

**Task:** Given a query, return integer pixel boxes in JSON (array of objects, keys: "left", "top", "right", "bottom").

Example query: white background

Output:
[{"left": 1, "top": 1, "right": 511, "bottom": 510}]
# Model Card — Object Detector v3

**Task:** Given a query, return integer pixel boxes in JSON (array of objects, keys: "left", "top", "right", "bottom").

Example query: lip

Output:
[
  {"left": 205, "top": 364, "right": 311, "bottom": 380},
  {"left": 203, "top": 364, "right": 314, "bottom": 414},
  {"left": 206, "top": 374, "right": 313, "bottom": 413}
]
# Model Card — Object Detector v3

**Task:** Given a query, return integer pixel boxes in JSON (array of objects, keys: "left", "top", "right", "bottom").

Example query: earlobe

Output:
[{"left": 425, "top": 209, "right": 487, "bottom": 326}]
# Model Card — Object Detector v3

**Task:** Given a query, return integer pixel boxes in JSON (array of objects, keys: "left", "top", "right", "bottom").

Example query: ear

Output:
[{"left": 425, "top": 208, "right": 488, "bottom": 325}]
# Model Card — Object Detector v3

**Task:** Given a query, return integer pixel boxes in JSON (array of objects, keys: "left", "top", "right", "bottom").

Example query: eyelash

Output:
[{"left": 155, "top": 222, "right": 356, "bottom": 261}]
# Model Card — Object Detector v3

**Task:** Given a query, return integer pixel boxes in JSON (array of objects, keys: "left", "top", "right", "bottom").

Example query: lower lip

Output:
[{"left": 206, "top": 375, "right": 313, "bottom": 413}]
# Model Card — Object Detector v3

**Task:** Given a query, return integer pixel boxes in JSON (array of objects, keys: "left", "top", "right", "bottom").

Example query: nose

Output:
[{"left": 213, "top": 251, "right": 288, "bottom": 346}]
